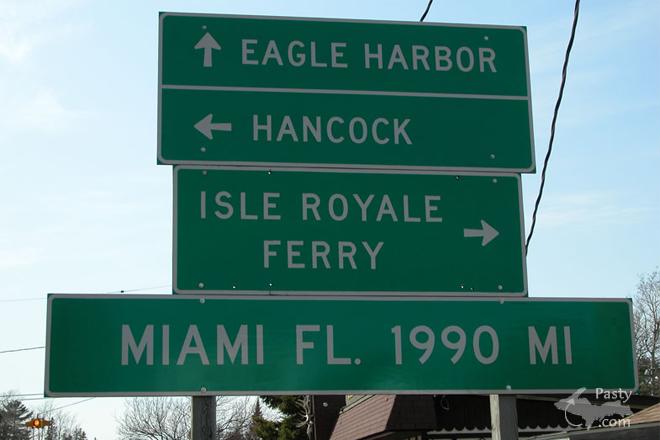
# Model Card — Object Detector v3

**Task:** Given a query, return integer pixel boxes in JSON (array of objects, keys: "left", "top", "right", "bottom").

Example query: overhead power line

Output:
[
  {"left": 46, "top": 398, "right": 96, "bottom": 412},
  {"left": 420, "top": 0, "right": 434, "bottom": 21},
  {"left": 0, "top": 283, "right": 171, "bottom": 303},
  {"left": 1, "top": 284, "right": 171, "bottom": 355},
  {"left": 0, "top": 346, "right": 44, "bottom": 355},
  {"left": 525, "top": 0, "right": 581, "bottom": 254},
  {"left": 103, "top": 284, "right": 171, "bottom": 294},
  {"left": 1, "top": 393, "right": 43, "bottom": 397},
  {"left": 12, "top": 397, "right": 96, "bottom": 410},
  {"left": 0, "top": 297, "right": 44, "bottom": 303},
  {"left": 2, "top": 394, "right": 96, "bottom": 409}
]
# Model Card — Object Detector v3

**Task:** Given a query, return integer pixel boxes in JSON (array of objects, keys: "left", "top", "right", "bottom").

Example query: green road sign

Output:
[
  {"left": 158, "top": 13, "right": 535, "bottom": 172},
  {"left": 174, "top": 167, "right": 527, "bottom": 295},
  {"left": 45, "top": 295, "right": 637, "bottom": 396}
]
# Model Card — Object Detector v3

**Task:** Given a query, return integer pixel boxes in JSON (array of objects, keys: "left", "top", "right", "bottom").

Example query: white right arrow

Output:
[
  {"left": 194, "top": 114, "right": 232, "bottom": 140},
  {"left": 194, "top": 32, "right": 221, "bottom": 67},
  {"left": 464, "top": 220, "right": 499, "bottom": 246}
]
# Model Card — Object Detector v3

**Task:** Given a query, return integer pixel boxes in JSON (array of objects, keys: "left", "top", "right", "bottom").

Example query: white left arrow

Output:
[
  {"left": 194, "top": 114, "right": 232, "bottom": 140},
  {"left": 463, "top": 220, "right": 499, "bottom": 246},
  {"left": 194, "top": 32, "right": 221, "bottom": 67}
]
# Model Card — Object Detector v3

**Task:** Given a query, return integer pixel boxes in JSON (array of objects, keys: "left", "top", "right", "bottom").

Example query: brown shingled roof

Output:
[
  {"left": 330, "top": 395, "right": 395, "bottom": 440},
  {"left": 330, "top": 395, "right": 436, "bottom": 440},
  {"left": 625, "top": 402, "right": 660, "bottom": 424}
]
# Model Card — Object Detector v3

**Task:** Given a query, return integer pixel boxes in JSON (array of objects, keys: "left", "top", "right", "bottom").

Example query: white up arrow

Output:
[
  {"left": 194, "top": 114, "right": 232, "bottom": 140},
  {"left": 194, "top": 32, "right": 221, "bottom": 67},
  {"left": 463, "top": 220, "right": 499, "bottom": 246}
]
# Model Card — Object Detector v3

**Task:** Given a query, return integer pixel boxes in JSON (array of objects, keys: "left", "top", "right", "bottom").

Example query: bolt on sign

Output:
[
  {"left": 45, "top": 295, "right": 637, "bottom": 396},
  {"left": 158, "top": 13, "right": 535, "bottom": 172},
  {"left": 173, "top": 167, "right": 527, "bottom": 296}
]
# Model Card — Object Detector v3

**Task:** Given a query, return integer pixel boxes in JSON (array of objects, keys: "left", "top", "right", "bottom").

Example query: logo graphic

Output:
[{"left": 555, "top": 388, "right": 632, "bottom": 429}]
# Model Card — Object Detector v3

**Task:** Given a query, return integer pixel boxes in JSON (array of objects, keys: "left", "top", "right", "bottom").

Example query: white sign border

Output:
[
  {"left": 156, "top": 12, "right": 536, "bottom": 173},
  {"left": 172, "top": 165, "right": 528, "bottom": 297},
  {"left": 44, "top": 294, "right": 638, "bottom": 397}
]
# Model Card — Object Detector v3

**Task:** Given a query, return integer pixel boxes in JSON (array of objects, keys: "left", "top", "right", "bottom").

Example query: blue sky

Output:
[{"left": 0, "top": 0, "right": 658, "bottom": 438}]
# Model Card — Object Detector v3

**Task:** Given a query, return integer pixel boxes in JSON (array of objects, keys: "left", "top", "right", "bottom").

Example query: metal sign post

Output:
[{"left": 490, "top": 394, "right": 518, "bottom": 440}]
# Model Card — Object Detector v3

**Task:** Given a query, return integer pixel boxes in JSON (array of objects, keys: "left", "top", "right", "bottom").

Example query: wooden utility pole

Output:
[{"left": 192, "top": 396, "right": 216, "bottom": 440}]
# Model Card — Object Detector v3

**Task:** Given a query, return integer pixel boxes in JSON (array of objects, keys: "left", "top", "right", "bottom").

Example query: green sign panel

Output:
[
  {"left": 174, "top": 167, "right": 526, "bottom": 295},
  {"left": 45, "top": 295, "right": 637, "bottom": 396},
  {"left": 158, "top": 13, "right": 535, "bottom": 172}
]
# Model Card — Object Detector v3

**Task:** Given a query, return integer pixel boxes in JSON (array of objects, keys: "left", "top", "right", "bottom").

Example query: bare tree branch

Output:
[
  {"left": 634, "top": 269, "right": 660, "bottom": 395},
  {"left": 118, "top": 396, "right": 255, "bottom": 440}
]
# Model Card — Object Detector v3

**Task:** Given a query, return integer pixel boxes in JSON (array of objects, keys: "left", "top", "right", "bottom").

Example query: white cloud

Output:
[
  {"left": 0, "top": 247, "right": 43, "bottom": 270},
  {"left": 529, "top": 0, "right": 660, "bottom": 77},
  {"left": 0, "top": 29, "right": 32, "bottom": 64},
  {"left": 528, "top": 0, "right": 660, "bottom": 135},
  {"left": 537, "top": 191, "right": 651, "bottom": 228},
  {"left": 0, "top": 0, "right": 90, "bottom": 137},
  {"left": 3, "top": 88, "right": 84, "bottom": 133},
  {"left": 0, "top": 0, "right": 86, "bottom": 64}
]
